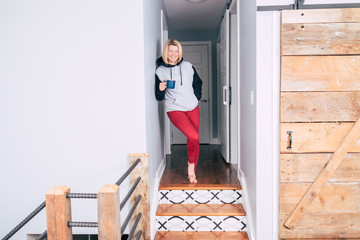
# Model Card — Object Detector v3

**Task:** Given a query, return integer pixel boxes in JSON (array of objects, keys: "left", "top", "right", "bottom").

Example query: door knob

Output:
[{"left": 200, "top": 99, "right": 208, "bottom": 103}]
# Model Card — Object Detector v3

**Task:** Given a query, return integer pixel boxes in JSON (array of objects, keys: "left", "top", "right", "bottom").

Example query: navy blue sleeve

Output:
[
  {"left": 155, "top": 74, "right": 165, "bottom": 101},
  {"left": 192, "top": 66, "right": 202, "bottom": 100}
]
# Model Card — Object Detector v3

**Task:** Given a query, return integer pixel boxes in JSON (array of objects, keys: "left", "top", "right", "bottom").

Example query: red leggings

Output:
[{"left": 167, "top": 106, "right": 200, "bottom": 170}]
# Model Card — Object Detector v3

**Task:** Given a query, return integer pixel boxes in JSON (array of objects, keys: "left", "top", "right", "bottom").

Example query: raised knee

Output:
[{"left": 189, "top": 133, "right": 199, "bottom": 142}]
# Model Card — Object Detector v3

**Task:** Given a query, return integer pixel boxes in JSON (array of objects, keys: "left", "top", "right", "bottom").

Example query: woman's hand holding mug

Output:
[{"left": 159, "top": 80, "right": 167, "bottom": 91}]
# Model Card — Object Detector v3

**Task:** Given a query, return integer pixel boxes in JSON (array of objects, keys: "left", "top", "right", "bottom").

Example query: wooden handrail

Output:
[{"left": 43, "top": 154, "right": 149, "bottom": 240}]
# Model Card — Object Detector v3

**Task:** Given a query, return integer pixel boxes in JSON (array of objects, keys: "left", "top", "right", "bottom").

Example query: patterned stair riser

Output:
[
  {"left": 159, "top": 190, "right": 242, "bottom": 204},
  {"left": 156, "top": 215, "right": 247, "bottom": 232}
]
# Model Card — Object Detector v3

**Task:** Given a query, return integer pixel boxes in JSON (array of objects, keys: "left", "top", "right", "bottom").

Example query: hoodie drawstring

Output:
[
  {"left": 169, "top": 64, "right": 183, "bottom": 86},
  {"left": 180, "top": 65, "right": 183, "bottom": 85}
]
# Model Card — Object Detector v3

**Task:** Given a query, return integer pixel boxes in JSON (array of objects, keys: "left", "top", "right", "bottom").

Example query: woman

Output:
[{"left": 155, "top": 39, "right": 202, "bottom": 184}]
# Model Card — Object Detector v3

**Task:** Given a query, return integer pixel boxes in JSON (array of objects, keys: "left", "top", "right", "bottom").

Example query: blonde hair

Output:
[{"left": 162, "top": 39, "right": 183, "bottom": 65}]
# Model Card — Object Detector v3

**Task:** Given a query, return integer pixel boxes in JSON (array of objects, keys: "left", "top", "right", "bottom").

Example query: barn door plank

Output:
[
  {"left": 280, "top": 153, "right": 360, "bottom": 183},
  {"left": 280, "top": 123, "right": 360, "bottom": 153},
  {"left": 281, "top": 92, "right": 360, "bottom": 122},
  {"left": 280, "top": 183, "right": 360, "bottom": 212},
  {"left": 282, "top": 8, "right": 360, "bottom": 24},
  {"left": 281, "top": 56, "right": 360, "bottom": 92},
  {"left": 282, "top": 23, "right": 360, "bottom": 55},
  {"left": 280, "top": 212, "right": 360, "bottom": 238},
  {"left": 284, "top": 117, "right": 360, "bottom": 229}
]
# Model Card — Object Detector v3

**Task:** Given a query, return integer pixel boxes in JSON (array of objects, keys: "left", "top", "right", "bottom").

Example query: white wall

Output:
[
  {"left": 256, "top": 11, "right": 281, "bottom": 240},
  {"left": 143, "top": 0, "right": 164, "bottom": 202},
  {"left": 142, "top": 0, "right": 167, "bottom": 238},
  {"left": 0, "top": 0, "right": 147, "bottom": 238},
  {"left": 239, "top": 0, "right": 257, "bottom": 237}
]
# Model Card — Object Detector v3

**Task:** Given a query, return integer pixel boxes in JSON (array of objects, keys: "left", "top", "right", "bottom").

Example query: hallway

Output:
[{"left": 159, "top": 144, "right": 241, "bottom": 189}]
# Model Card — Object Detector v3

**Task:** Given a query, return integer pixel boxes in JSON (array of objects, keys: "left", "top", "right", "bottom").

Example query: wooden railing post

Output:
[
  {"left": 45, "top": 185, "right": 72, "bottom": 240},
  {"left": 129, "top": 153, "right": 150, "bottom": 240},
  {"left": 97, "top": 184, "right": 121, "bottom": 240}
]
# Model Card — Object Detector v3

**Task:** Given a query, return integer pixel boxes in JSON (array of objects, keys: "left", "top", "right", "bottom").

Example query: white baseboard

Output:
[
  {"left": 150, "top": 158, "right": 166, "bottom": 240},
  {"left": 239, "top": 170, "right": 255, "bottom": 240}
]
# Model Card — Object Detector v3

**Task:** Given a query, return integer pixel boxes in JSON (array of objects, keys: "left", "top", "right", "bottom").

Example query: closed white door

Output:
[
  {"left": 220, "top": 10, "right": 230, "bottom": 162},
  {"left": 171, "top": 43, "right": 210, "bottom": 144}
]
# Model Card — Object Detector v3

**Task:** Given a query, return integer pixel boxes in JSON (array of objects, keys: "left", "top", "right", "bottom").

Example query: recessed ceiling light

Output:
[{"left": 187, "top": 0, "right": 205, "bottom": 3}]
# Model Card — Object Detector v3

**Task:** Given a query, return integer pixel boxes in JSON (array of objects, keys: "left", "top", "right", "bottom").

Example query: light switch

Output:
[{"left": 250, "top": 90, "right": 254, "bottom": 105}]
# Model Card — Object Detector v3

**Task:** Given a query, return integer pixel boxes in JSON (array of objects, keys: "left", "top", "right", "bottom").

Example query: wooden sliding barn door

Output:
[{"left": 280, "top": 8, "right": 360, "bottom": 239}]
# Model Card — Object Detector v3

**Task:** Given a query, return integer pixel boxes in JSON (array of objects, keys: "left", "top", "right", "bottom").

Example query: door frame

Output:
[
  {"left": 219, "top": 9, "right": 230, "bottom": 163},
  {"left": 161, "top": 10, "right": 171, "bottom": 155},
  {"left": 256, "top": 10, "right": 281, "bottom": 239}
]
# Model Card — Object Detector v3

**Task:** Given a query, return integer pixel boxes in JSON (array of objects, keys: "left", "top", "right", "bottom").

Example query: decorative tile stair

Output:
[{"left": 154, "top": 187, "right": 249, "bottom": 240}]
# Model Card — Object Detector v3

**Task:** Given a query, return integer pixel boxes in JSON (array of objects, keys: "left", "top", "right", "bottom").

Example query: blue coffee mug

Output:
[{"left": 167, "top": 79, "right": 176, "bottom": 89}]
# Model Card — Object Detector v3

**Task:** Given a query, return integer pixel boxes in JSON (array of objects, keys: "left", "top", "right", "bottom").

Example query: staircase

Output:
[{"left": 154, "top": 185, "right": 249, "bottom": 240}]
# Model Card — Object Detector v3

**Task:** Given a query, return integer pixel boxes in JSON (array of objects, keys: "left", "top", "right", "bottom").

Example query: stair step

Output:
[
  {"left": 159, "top": 184, "right": 242, "bottom": 190},
  {"left": 156, "top": 203, "right": 246, "bottom": 216},
  {"left": 159, "top": 189, "right": 242, "bottom": 204},
  {"left": 154, "top": 231, "right": 249, "bottom": 240},
  {"left": 156, "top": 215, "right": 247, "bottom": 232}
]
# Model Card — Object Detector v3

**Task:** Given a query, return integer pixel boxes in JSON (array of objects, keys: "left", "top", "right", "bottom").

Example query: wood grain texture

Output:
[
  {"left": 280, "top": 153, "right": 360, "bottom": 183},
  {"left": 280, "top": 8, "right": 360, "bottom": 239},
  {"left": 282, "top": 23, "right": 360, "bottom": 55},
  {"left": 154, "top": 231, "right": 249, "bottom": 240},
  {"left": 280, "top": 212, "right": 360, "bottom": 238},
  {"left": 159, "top": 145, "right": 241, "bottom": 189},
  {"left": 284, "top": 117, "right": 360, "bottom": 229},
  {"left": 282, "top": 8, "right": 360, "bottom": 24},
  {"left": 97, "top": 184, "right": 121, "bottom": 240},
  {"left": 156, "top": 203, "right": 246, "bottom": 216},
  {"left": 129, "top": 153, "right": 150, "bottom": 240},
  {"left": 280, "top": 183, "right": 360, "bottom": 212},
  {"left": 45, "top": 186, "right": 72, "bottom": 240},
  {"left": 281, "top": 92, "right": 360, "bottom": 122},
  {"left": 281, "top": 56, "right": 360, "bottom": 92},
  {"left": 280, "top": 123, "right": 360, "bottom": 153}
]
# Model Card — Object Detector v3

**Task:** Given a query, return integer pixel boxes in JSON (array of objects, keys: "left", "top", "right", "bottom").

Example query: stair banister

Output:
[{"left": 2, "top": 154, "right": 148, "bottom": 240}]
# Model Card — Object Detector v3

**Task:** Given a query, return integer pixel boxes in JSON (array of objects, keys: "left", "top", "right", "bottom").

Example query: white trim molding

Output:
[
  {"left": 239, "top": 170, "right": 255, "bottom": 240},
  {"left": 272, "top": 10, "right": 281, "bottom": 240},
  {"left": 150, "top": 157, "right": 166, "bottom": 240}
]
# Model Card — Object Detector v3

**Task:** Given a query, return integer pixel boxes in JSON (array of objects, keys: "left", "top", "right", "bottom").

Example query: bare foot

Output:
[{"left": 188, "top": 163, "right": 198, "bottom": 184}]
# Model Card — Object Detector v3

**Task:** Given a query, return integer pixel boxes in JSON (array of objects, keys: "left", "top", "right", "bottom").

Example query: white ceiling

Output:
[{"left": 163, "top": 0, "right": 229, "bottom": 31}]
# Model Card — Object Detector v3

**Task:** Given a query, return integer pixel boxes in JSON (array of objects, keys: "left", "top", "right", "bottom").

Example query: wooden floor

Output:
[{"left": 159, "top": 145, "right": 241, "bottom": 190}]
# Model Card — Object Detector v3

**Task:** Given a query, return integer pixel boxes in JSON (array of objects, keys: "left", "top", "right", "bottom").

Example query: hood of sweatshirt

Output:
[
  {"left": 156, "top": 57, "right": 184, "bottom": 85},
  {"left": 156, "top": 57, "right": 184, "bottom": 68}
]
